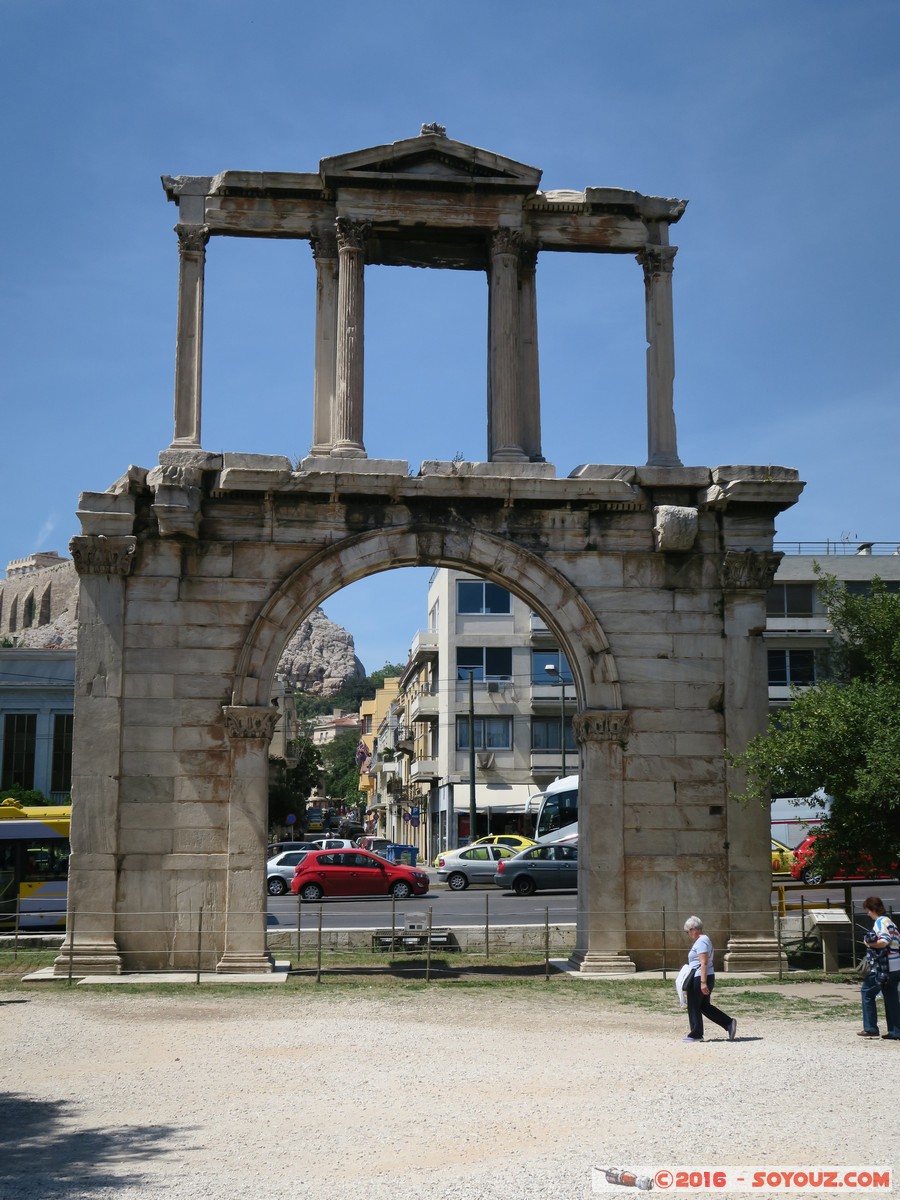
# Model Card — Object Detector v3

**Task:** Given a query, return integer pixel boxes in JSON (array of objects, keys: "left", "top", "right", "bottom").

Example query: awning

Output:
[{"left": 451, "top": 783, "right": 540, "bottom": 813}]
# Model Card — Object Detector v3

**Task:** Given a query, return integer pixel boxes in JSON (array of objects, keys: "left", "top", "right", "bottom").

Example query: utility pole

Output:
[{"left": 544, "top": 662, "right": 568, "bottom": 777}]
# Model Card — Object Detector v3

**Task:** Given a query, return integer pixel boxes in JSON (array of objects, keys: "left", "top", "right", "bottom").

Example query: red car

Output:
[
  {"left": 790, "top": 834, "right": 898, "bottom": 885},
  {"left": 290, "top": 848, "right": 429, "bottom": 901}
]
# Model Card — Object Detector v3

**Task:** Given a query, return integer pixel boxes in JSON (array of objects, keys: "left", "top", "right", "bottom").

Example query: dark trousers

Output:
[{"left": 686, "top": 973, "right": 732, "bottom": 1040}]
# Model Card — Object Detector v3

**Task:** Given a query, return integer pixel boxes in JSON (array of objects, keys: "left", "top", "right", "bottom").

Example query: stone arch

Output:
[
  {"left": 8, "top": 595, "right": 17, "bottom": 633},
  {"left": 231, "top": 523, "right": 621, "bottom": 714},
  {"left": 22, "top": 590, "right": 36, "bottom": 629}
]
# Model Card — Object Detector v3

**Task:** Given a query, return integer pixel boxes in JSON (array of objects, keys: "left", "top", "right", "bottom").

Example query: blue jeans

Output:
[{"left": 861, "top": 969, "right": 900, "bottom": 1036}]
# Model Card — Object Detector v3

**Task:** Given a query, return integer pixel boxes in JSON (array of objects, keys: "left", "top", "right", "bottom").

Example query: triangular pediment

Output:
[{"left": 320, "top": 131, "right": 542, "bottom": 191}]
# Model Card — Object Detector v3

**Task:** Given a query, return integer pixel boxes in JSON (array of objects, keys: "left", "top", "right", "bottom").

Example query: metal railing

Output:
[{"left": 5, "top": 896, "right": 876, "bottom": 985}]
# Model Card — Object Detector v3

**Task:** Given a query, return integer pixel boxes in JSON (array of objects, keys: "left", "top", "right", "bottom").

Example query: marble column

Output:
[
  {"left": 170, "top": 224, "right": 209, "bottom": 450},
  {"left": 332, "top": 218, "right": 368, "bottom": 458},
  {"left": 719, "top": 550, "right": 788, "bottom": 972},
  {"left": 569, "top": 709, "right": 636, "bottom": 974},
  {"left": 53, "top": 535, "right": 137, "bottom": 976},
  {"left": 310, "top": 228, "right": 339, "bottom": 455},
  {"left": 217, "top": 705, "right": 279, "bottom": 973},
  {"left": 518, "top": 240, "right": 543, "bottom": 461},
  {"left": 637, "top": 243, "right": 682, "bottom": 468},
  {"left": 488, "top": 228, "right": 528, "bottom": 462}
]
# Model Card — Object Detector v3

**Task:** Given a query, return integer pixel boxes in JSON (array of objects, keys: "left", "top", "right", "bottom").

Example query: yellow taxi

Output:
[
  {"left": 432, "top": 834, "right": 537, "bottom": 868},
  {"left": 771, "top": 837, "right": 797, "bottom": 876}
]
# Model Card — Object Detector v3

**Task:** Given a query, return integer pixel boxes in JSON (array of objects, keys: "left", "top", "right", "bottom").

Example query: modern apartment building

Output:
[
  {"left": 375, "top": 569, "right": 575, "bottom": 857},
  {"left": 765, "top": 541, "right": 900, "bottom": 711}
]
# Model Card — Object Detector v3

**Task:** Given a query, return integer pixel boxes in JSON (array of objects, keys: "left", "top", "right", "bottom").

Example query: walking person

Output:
[
  {"left": 682, "top": 916, "right": 737, "bottom": 1043},
  {"left": 858, "top": 896, "right": 900, "bottom": 1040}
]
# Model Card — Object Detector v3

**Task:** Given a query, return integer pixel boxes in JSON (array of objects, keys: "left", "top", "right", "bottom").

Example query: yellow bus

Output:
[{"left": 0, "top": 798, "right": 71, "bottom": 929}]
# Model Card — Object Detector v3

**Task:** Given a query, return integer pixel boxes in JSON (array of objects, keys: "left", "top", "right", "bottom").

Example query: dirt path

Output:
[{"left": 0, "top": 983, "right": 894, "bottom": 1200}]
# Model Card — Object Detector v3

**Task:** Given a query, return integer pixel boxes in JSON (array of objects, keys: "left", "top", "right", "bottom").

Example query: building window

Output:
[
  {"left": 51, "top": 714, "right": 73, "bottom": 794},
  {"left": 531, "top": 717, "right": 576, "bottom": 752},
  {"left": 531, "top": 649, "right": 573, "bottom": 684},
  {"left": 2, "top": 713, "right": 37, "bottom": 790},
  {"left": 456, "top": 580, "right": 511, "bottom": 615},
  {"left": 768, "top": 649, "right": 817, "bottom": 687},
  {"left": 456, "top": 717, "right": 512, "bottom": 750},
  {"left": 456, "top": 647, "right": 512, "bottom": 681},
  {"left": 766, "top": 584, "right": 815, "bottom": 617},
  {"left": 364, "top": 715, "right": 373, "bottom": 735}
]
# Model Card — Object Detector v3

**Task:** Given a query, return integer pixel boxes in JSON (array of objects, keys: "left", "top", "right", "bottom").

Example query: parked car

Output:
[
  {"left": 770, "top": 838, "right": 797, "bottom": 876},
  {"left": 290, "top": 849, "right": 430, "bottom": 900},
  {"left": 358, "top": 835, "right": 392, "bottom": 855},
  {"left": 266, "top": 850, "right": 311, "bottom": 895},
  {"left": 338, "top": 821, "right": 365, "bottom": 841},
  {"left": 470, "top": 834, "right": 538, "bottom": 853},
  {"left": 435, "top": 844, "right": 517, "bottom": 890},
  {"left": 790, "top": 834, "right": 899, "bottom": 885},
  {"left": 310, "top": 837, "right": 356, "bottom": 850},
  {"left": 267, "top": 841, "right": 316, "bottom": 857},
  {"left": 493, "top": 841, "right": 578, "bottom": 896}
]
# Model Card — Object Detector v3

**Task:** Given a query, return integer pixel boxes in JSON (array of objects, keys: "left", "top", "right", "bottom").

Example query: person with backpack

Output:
[{"left": 858, "top": 896, "right": 900, "bottom": 1040}]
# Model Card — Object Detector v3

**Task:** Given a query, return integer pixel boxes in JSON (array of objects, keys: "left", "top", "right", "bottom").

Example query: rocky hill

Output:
[{"left": 1, "top": 558, "right": 363, "bottom": 694}]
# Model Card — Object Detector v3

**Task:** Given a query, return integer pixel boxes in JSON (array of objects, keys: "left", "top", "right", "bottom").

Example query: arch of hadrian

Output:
[{"left": 57, "top": 127, "right": 803, "bottom": 976}]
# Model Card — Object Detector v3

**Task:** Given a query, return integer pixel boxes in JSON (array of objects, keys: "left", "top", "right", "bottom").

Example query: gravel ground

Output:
[{"left": 1, "top": 980, "right": 895, "bottom": 1200}]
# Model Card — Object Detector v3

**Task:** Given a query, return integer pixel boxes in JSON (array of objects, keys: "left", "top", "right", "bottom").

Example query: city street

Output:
[
  {"left": 267, "top": 882, "right": 577, "bottom": 929},
  {"left": 267, "top": 879, "right": 900, "bottom": 930}
]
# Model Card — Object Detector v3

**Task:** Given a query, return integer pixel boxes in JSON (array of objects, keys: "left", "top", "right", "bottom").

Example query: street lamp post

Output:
[
  {"left": 459, "top": 667, "right": 478, "bottom": 844},
  {"left": 544, "top": 662, "right": 568, "bottom": 777}
]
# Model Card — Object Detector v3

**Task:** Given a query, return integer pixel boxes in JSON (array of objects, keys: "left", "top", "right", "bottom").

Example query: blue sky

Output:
[{"left": 2, "top": 2, "right": 898, "bottom": 671}]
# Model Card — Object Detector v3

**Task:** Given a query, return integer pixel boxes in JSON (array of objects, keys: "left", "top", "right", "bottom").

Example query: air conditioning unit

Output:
[
  {"left": 476, "top": 752, "right": 495, "bottom": 769},
  {"left": 487, "top": 681, "right": 499, "bottom": 693}
]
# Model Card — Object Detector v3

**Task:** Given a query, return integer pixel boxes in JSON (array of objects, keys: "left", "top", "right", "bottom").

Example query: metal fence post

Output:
[
  {"left": 316, "top": 905, "right": 323, "bottom": 984},
  {"left": 67, "top": 908, "right": 75, "bottom": 986},
  {"left": 195, "top": 905, "right": 204, "bottom": 985},
  {"left": 426, "top": 906, "right": 433, "bottom": 984},
  {"left": 544, "top": 907, "right": 550, "bottom": 981},
  {"left": 14, "top": 895, "right": 20, "bottom": 961},
  {"left": 777, "top": 908, "right": 784, "bottom": 981},
  {"left": 296, "top": 892, "right": 302, "bottom": 961},
  {"left": 484, "top": 892, "right": 490, "bottom": 961},
  {"left": 661, "top": 907, "right": 667, "bottom": 980}
]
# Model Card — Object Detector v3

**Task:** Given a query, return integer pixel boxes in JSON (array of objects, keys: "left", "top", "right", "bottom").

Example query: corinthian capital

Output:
[
  {"left": 310, "top": 228, "right": 338, "bottom": 261},
  {"left": 175, "top": 224, "right": 210, "bottom": 255},
  {"left": 69, "top": 535, "right": 137, "bottom": 577},
  {"left": 490, "top": 227, "right": 524, "bottom": 258},
  {"left": 719, "top": 550, "right": 783, "bottom": 591},
  {"left": 636, "top": 244, "right": 677, "bottom": 281},
  {"left": 222, "top": 705, "right": 279, "bottom": 742},
  {"left": 335, "top": 218, "right": 369, "bottom": 252},
  {"left": 573, "top": 709, "right": 631, "bottom": 748}
]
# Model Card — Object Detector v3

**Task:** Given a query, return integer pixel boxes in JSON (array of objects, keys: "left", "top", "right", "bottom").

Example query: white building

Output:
[{"left": 396, "top": 568, "right": 575, "bottom": 857}]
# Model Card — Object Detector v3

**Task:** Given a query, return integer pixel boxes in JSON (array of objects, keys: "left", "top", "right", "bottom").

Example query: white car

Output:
[
  {"left": 266, "top": 850, "right": 310, "bottom": 895},
  {"left": 310, "top": 837, "right": 356, "bottom": 850},
  {"left": 435, "top": 844, "right": 517, "bottom": 890}
]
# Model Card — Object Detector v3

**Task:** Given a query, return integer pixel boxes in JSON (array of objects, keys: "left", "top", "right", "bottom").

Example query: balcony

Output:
[
  {"left": 407, "top": 630, "right": 439, "bottom": 664},
  {"left": 409, "top": 757, "right": 438, "bottom": 782},
  {"left": 408, "top": 682, "right": 439, "bottom": 723}
]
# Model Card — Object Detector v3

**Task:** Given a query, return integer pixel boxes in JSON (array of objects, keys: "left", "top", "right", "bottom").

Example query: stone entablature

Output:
[{"left": 162, "top": 128, "right": 688, "bottom": 469}]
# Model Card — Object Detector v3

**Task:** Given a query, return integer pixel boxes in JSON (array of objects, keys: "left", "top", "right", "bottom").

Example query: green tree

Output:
[
  {"left": 268, "top": 737, "right": 322, "bottom": 828},
  {"left": 731, "top": 574, "right": 900, "bottom": 878},
  {"left": 320, "top": 731, "right": 366, "bottom": 806}
]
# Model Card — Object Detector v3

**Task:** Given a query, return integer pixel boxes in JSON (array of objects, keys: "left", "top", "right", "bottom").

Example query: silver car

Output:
[
  {"left": 266, "top": 849, "right": 310, "bottom": 895},
  {"left": 436, "top": 844, "right": 516, "bottom": 890},
  {"left": 492, "top": 841, "right": 578, "bottom": 896}
]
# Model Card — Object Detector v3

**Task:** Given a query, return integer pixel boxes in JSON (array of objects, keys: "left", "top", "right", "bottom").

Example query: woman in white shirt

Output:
[
  {"left": 683, "top": 915, "right": 737, "bottom": 1043},
  {"left": 859, "top": 896, "right": 900, "bottom": 1040}
]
